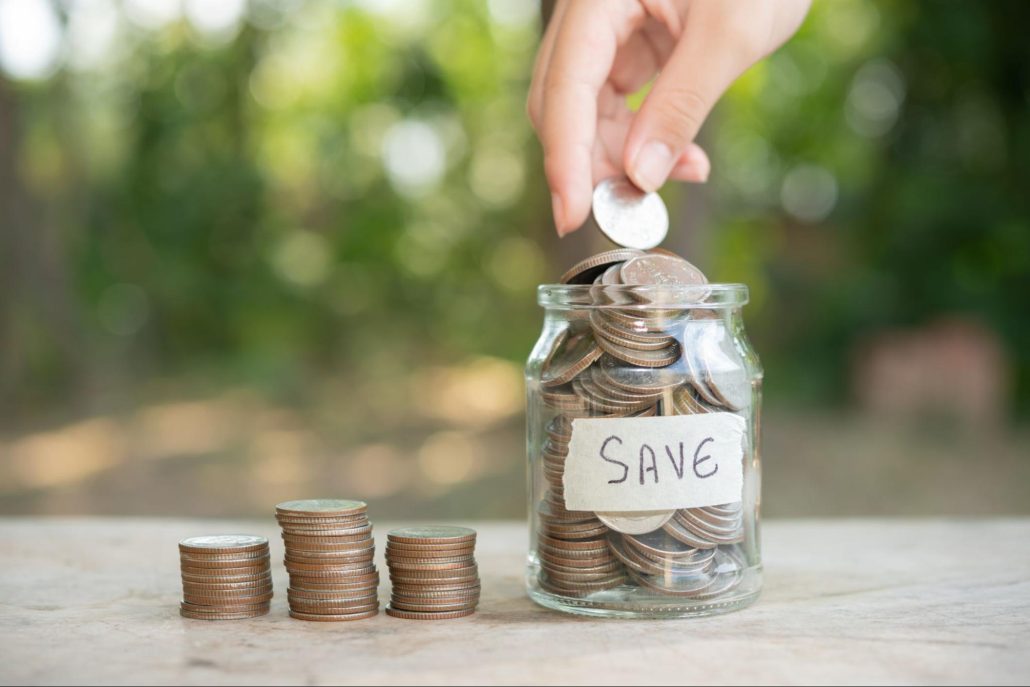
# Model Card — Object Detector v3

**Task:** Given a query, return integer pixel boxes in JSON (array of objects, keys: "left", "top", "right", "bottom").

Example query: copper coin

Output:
[
  {"left": 180, "top": 600, "right": 269, "bottom": 613},
  {"left": 559, "top": 248, "right": 644, "bottom": 285},
  {"left": 595, "top": 333, "right": 681, "bottom": 369},
  {"left": 540, "top": 329, "right": 603, "bottom": 388},
  {"left": 385, "top": 547, "right": 475, "bottom": 559},
  {"left": 387, "top": 526, "right": 476, "bottom": 546},
  {"left": 390, "top": 580, "right": 481, "bottom": 594},
  {"left": 178, "top": 535, "right": 268, "bottom": 554},
  {"left": 537, "top": 535, "right": 610, "bottom": 552},
  {"left": 288, "top": 588, "right": 378, "bottom": 602},
  {"left": 385, "top": 607, "right": 476, "bottom": 620},
  {"left": 180, "top": 570, "right": 271, "bottom": 584},
  {"left": 541, "top": 571, "right": 626, "bottom": 590},
  {"left": 540, "top": 527, "right": 610, "bottom": 542},
  {"left": 288, "top": 597, "right": 378, "bottom": 611},
  {"left": 542, "top": 568, "right": 626, "bottom": 584},
  {"left": 183, "top": 591, "right": 275, "bottom": 606},
  {"left": 287, "top": 567, "right": 378, "bottom": 578},
  {"left": 538, "top": 550, "right": 615, "bottom": 571},
  {"left": 540, "top": 388, "right": 587, "bottom": 411},
  {"left": 180, "top": 552, "right": 270, "bottom": 566},
  {"left": 284, "top": 549, "right": 375, "bottom": 562},
  {"left": 389, "top": 573, "right": 479, "bottom": 585},
  {"left": 281, "top": 526, "right": 372, "bottom": 542},
  {"left": 289, "top": 604, "right": 380, "bottom": 618},
  {"left": 286, "top": 571, "right": 377, "bottom": 584},
  {"left": 389, "top": 585, "right": 481, "bottom": 600},
  {"left": 180, "top": 607, "right": 270, "bottom": 620},
  {"left": 181, "top": 581, "right": 274, "bottom": 595},
  {"left": 385, "top": 539, "right": 475, "bottom": 553},
  {"left": 385, "top": 556, "right": 475, "bottom": 568},
  {"left": 284, "top": 556, "right": 374, "bottom": 570},
  {"left": 180, "top": 562, "right": 270, "bottom": 576},
  {"left": 178, "top": 545, "right": 268, "bottom": 559},
  {"left": 289, "top": 608, "right": 379, "bottom": 622},
  {"left": 386, "top": 560, "right": 476, "bottom": 573},
  {"left": 182, "top": 579, "right": 273, "bottom": 593},
  {"left": 389, "top": 601, "right": 477, "bottom": 613},
  {"left": 276, "top": 518, "right": 369, "bottom": 531},
  {"left": 287, "top": 596, "right": 378, "bottom": 610},
  {"left": 289, "top": 571, "right": 379, "bottom": 587},
  {"left": 390, "top": 590, "right": 480, "bottom": 603}
]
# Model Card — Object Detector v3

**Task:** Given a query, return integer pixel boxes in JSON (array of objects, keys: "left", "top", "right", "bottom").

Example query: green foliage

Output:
[{"left": 4, "top": 0, "right": 1029, "bottom": 417}]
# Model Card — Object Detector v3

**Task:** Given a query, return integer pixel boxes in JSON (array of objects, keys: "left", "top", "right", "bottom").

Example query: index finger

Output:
[{"left": 537, "top": 2, "right": 632, "bottom": 234}]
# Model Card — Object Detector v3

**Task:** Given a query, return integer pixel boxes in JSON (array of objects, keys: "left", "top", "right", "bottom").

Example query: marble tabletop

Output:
[{"left": 0, "top": 517, "right": 1028, "bottom": 685}]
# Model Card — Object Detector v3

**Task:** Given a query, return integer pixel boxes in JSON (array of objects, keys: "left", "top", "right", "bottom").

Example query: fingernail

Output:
[
  {"left": 551, "top": 193, "right": 565, "bottom": 235},
  {"left": 630, "top": 141, "right": 675, "bottom": 192},
  {"left": 685, "top": 146, "right": 711, "bottom": 182}
]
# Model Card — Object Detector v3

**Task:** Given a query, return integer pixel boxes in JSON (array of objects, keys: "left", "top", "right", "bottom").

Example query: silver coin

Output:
[
  {"left": 592, "top": 177, "right": 669, "bottom": 250},
  {"left": 275, "top": 499, "right": 367, "bottom": 516},
  {"left": 595, "top": 510, "right": 675, "bottom": 535},
  {"left": 178, "top": 535, "right": 267, "bottom": 551},
  {"left": 620, "top": 254, "right": 707, "bottom": 291}
]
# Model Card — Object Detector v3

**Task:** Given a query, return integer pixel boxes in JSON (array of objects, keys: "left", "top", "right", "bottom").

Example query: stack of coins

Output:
[
  {"left": 385, "top": 526, "right": 480, "bottom": 620},
  {"left": 178, "top": 535, "right": 272, "bottom": 620},
  {"left": 536, "top": 230, "right": 752, "bottom": 600},
  {"left": 275, "top": 499, "right": 379, "bottom": 622},
  {"left": 536, "top": 521, "right": 626, "bottom": 597}
]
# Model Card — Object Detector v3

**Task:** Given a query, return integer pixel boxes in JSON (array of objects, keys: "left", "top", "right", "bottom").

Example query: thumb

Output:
[{"left": 624, "top": 9, "right": 757, "bottom": 192}]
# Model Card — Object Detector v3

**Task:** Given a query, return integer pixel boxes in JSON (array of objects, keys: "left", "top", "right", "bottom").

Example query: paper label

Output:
[{"left": 563, "top": 413, "right": 745, "bottom": 511}]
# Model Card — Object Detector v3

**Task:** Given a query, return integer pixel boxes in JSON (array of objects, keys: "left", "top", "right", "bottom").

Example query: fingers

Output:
[
  {"left": 526, "top": 1, "right": 567, "bottom": 130},
  {"left": 624, "top": 0, "right": 774, "bottom": 192},
  {"left": 668, "top": 143, "right": 710, "bottom": 183},
  {"left": 536, "top": 3, "right": 627, "bottom": 235}
]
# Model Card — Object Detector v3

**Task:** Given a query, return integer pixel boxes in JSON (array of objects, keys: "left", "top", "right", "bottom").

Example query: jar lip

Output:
[{"left": 537, "top": 283, "right": 749, "bottom": 309}]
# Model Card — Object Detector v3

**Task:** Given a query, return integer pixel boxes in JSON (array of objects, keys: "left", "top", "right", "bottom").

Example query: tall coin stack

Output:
[
  {"left": 385, "top": 526, "right": 480, "bottom": 620},
  {"left": 275, "top": 499, "right": 380, "bottom": 622},
  {"left": 178, "top": 535, "right": 272, "bottom": 620}
]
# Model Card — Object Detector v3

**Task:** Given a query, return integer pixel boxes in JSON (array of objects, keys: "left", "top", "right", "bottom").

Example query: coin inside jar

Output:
[{"left": 595, "top": 510, "right": 675, "bottom": 535}]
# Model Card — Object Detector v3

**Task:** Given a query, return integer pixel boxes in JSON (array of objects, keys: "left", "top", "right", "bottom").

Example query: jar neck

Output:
[{"left": 537, "top": 284, "right": 748, "bottom": 311}]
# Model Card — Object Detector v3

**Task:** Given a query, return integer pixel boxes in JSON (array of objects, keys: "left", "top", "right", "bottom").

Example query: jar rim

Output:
[{"left": 537, "top": 283, "right": 749, "bottom": 309}]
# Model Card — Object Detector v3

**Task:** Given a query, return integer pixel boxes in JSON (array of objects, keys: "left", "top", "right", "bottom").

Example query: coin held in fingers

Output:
[{"left": 592, "top": 177, "right": 669, "bottom": 250}]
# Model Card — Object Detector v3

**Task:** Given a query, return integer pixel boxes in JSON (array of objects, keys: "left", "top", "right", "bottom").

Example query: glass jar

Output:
[{"left": 525, "top": 282, "right": 762, "bottom": 618}]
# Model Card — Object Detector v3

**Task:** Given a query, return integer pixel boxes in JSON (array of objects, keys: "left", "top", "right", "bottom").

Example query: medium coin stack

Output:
[
  {"left": 536, "top": 237, "right": 751, "bottom": 600},
  {"left": 385, "top": 526, "right": 480, "bottom": 620},
  {"left": 178, "top": 535, "right": 272, "bottom": 620},
  {"left": 275, "top": 499, "right": 380, "bottom": 622}
]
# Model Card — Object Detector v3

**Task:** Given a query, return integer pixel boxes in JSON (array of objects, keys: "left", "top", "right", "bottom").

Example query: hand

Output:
[{"left": 528, "top": 0, "right": 811, "bottom": 235}]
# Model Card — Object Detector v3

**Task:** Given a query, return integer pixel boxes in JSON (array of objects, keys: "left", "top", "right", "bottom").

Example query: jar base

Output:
[{"left": 526, "top": 566, "right": 762, "bottom": 619}]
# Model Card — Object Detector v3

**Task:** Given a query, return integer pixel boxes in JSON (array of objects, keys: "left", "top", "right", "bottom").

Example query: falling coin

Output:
[{"left": 592, "top": 177, "right": 669, "bottom": 250}]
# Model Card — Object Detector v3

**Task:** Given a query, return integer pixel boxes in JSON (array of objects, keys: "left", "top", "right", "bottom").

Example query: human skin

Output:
[{"left": 527, "top": 0, "right": 811, "bottom": 235}]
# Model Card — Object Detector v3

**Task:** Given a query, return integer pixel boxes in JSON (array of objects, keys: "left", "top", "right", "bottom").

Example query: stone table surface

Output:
[{"left": 0, "top": 517, "right": 1028, "bottom": 686}]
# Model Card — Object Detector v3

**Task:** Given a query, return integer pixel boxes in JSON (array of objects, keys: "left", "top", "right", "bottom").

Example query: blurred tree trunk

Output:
[{"left": 0, "top": 77, "right": 91, "bottom": 422}]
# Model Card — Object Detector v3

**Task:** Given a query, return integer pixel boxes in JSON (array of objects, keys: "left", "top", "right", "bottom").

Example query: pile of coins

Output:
[
  {"left": 275, "top": 499, "right": 380, "bottom": 622},
  {"left": 385, "top": 526, "right": 480, "bottom": 620},
  {"left": 534, "top": 179, "right": 752, "bottom": 600},
  {"left": 178, "top": 535, "right": 272, "bottom": 620}
]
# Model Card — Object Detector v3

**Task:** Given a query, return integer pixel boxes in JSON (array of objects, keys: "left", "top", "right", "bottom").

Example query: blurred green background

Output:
[{"left": 1, "top": 0, "right": 1028, "bottom": 519}]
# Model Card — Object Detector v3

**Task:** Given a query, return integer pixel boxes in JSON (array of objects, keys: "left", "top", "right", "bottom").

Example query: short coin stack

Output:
[
  {"left": 178, "top": 535, "right": 272, "bottom": 620},
  {"left": 275, "top": 499, "right": 380, "bottom": 622},
  {"left": 385, "top": 526, "right": 480, "bottom": 620}
]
